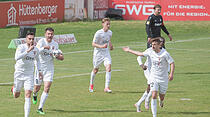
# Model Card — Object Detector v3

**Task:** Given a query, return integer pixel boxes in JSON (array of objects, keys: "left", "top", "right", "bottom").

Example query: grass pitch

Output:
[{"left": 0, "top": 20, "right": 210, "bottom": 117}]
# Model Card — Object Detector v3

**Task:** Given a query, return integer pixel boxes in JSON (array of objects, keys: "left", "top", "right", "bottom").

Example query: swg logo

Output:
[
  {"left": 7, "top": 4, "right": 18, "bottom": 26},
  {"left": 115, "top": 4, "right": 154, "bottom": 16}
]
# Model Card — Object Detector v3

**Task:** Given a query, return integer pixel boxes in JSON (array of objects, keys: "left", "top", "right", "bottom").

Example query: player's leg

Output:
[
  {"left": 145, "top": 84, "right": 152, "bottom": 110},
  {"left": 158, "top": 81, "right": 168, "bottom": 108},
  {"left": 24, "top": 90, "right": 32, "bottom": 117},
  {"left": 37, "top": 81, "right": 52, "bottom": 114},
  {"left": 89, "top": 56, "right": 103, "bottom": 92},
  {"left": 151, "top": 91, "right": 158, "bottom": 117},
  {"left": 37, "top": 71, "right": 53, "bottom": 114},
  {"left": 13, "top": 78, "right": 24, "bottom": 98},
  {"left": 159, "top": 93, "right": 165, "bottom": 108},
  {"left": 24, "top": 77, "right": 34, "bottom": 117},
  {"left": 135, "top": 90, "right": 147, "bottom": 112},
  {"left": 104, "top": 56, "right": 112, "bottom": 93},
  {"left": 33, "top": 69, "right": 42, "bottom": 104},
  {"left": 150, "top": 81, "right": 158, "bottom": 117},
  {"left": 104, "top": 64, "right": 112, "bottom": 93},
  {"left": 89, "top": 68, "right": 98, "bottom": 92}
]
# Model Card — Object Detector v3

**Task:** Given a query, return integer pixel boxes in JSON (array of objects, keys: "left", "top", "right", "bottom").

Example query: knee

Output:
[
  {"left": 106, "top": 65, "right": 111, "bottom": 72},
  {"left": 152, "top": 92, "right": 157, "bottom": 99},
  {"left": 93, "top": 69, "right": 98, "bottom": 74},
  {"left": 25, "top": 93, "right": 31, "bottom": 98},
  {"left": 44, "top": 87, "right": 50, "bottom": 93},
  {"left": 14, "top": 93, "right": 20, "bottom": 98},
  {"left": 34, "top": 86, "right": 41, "bottom": 92}
]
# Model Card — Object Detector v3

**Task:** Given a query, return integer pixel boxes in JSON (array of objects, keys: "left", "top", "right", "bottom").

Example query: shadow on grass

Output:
[{"left": 49, "top": 109, "right": 136, "bottom": 113}]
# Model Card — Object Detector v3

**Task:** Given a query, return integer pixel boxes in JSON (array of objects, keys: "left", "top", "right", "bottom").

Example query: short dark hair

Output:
[
  {"left": 154, "top": 4, "right": 161, "bottom": 9},
  {"left": 45, "top": 27, "right": 54, "bottom": 32},
  {"left": 26, "top": 32, "right": 34, "bottom": 37}
]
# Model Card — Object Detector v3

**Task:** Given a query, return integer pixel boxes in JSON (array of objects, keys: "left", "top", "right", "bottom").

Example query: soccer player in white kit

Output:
[
  {"left": 89, "top": 18, "right": 114, "bottom": 93},
  {"left": 123, "top": 38, "right": 175, "bottom": 117},
  {"left": 135, "top": 37, "right": 165, "bottom": 112},
  {"left": 12, "top": 32, "right": 43, "bottom": 117},
  {"left": 32, "top": 27, "right": 64, "bottom": 114}
]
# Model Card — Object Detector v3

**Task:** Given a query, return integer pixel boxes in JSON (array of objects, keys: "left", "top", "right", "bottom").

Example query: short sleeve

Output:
[
  {"left": 93, "top": 31, "right": 100, "bottom": 43},
  {"left": 165, "top": 52, "right": 174, "bottom": 64},
  {"left": 143, "top": 48, "right": 151, "bottom": 57}
]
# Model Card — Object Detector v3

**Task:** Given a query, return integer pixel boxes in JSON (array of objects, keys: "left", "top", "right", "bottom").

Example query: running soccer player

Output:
[
  {"left": 123, "top": 38, "right": 175, "bottom": 117},
  {"left": 89, "top": 18, "right": 114, "bottom": 93},
  {"left": 32, "top": 27, "right": 64, "bottom": 115},
  {"left": 146, "top": 4, "right": 172, "bottom": 48},
  {"left": 135, "top": 37, "right": 165, "bottom": 112},
  {"left": 12, "top": 32, "right": 43, "bottom": 117}
]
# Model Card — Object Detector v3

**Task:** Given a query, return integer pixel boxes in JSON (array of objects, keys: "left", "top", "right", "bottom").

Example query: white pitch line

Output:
[
  {"left": 54, "top": 69, "right": 123, "bottom": 80},
  {"left": 63, "top": 50, "right": 93, "bottom": 54},
  {"left": 1, "top": 37, "right": 210, "bottom": 61},
  {"left": 0, "top": 69, "right": 123, "bottom": 85}
]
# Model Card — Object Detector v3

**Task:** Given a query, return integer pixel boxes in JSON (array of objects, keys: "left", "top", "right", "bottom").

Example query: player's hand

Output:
[
  {"left": 168, "top": 34, "right": 173, "bottom": 41},
  {"left": 101, "top": 44, "right": 108, "bottom": 48},
  {"left": 140, "top": 64, "right": 147, "bottom": 70},
  {"left": 148, "top": 38, "right": 152, "bottom": 43},
  {"left": 169, "top": 73, "right": 173, "bottom": 81},
  {"left": 39, "top": 72, "right": 43, "bottom": 80},
  {"left": 122, "top": 47, "right": 130, "bottom": 52},
  {"left": 27, "top": 43, "right": 34, "bottom": 53},
  {"left": 44, "top": 46, "right": 50, "bottom": 50}
]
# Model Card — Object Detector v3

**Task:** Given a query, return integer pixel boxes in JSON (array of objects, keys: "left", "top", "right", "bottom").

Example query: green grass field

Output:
[{"left": 0, "top": 20, "right": 210, "bottom": 117}]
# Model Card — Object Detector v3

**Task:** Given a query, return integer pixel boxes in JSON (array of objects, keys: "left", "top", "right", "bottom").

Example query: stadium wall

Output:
[
  {"left": 108, "top": 0, "right": 210, "bottom": 21},
  {"left": 0, "top": 0, "right": 64, "bottom": 28}
]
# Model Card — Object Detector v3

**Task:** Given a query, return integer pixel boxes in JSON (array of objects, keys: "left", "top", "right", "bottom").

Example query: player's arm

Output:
[
  {"left": 122, "top": 47, "right": 144, "bottom": 56},
  {"left": 146, "top": 16, "right": 152, "bottom": 42},
  {"left": 92, "top": 42, "right": 107, "bottom": 48},
  {"left": 15, "top": 44, "right": 34, "bottom": 61},
  {"left": 54, "top": 45, "right": 64, "bottom": 61},
  {"left": 169, "top": 62, "right": 175, "bottom": 81},
  {"left": 161, "top": 21, "right": 172, "bottom": 41},
  {"left": 109, "top": 40, "right": 113, "bottom": 50},
  {"left": 34, "top": 50, "right": 43, "bottom": 80}
]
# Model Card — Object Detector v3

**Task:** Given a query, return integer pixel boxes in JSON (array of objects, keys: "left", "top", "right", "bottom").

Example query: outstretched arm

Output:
[{"left": 122, "top": 47, "right": 144, "bottom": 56}]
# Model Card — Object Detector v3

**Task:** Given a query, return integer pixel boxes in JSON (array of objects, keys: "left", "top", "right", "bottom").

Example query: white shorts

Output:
[
  {"left": 14, "top": 72, "right": 34, "bottom": 92},
  {"left": 34, "top": 69, "right": 54, "bottom": 85},
  {"left": 93, "top": 54, "right": 111, "bottom": 68},
  {"left": 150, "top": 79, "right": 168, "bottom": 94}
]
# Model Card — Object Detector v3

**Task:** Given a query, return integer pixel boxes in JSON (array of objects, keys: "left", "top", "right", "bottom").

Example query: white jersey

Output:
[
  {"left": 15, "top": 44, "right": 41, "bottom": 76},
  {"left": 36, "top": 38, "right": 58, "bottom": 70},
  {"left": 143, "top": 48, "right": 174, "bottom": 81},
  {"left": 93, "top": 29, "right": 112, "bottom": 56}
]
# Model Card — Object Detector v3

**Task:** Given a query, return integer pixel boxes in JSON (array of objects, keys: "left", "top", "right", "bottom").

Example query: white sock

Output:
[
  {"left": 90, "top": 71, "right": 96, "bottom": 85},
  {"left": 38, "top": 92, "right": 48, "bottom": 109},
  {"left": 136, "top": 91, "right": 148, "bottom": 105},
  {"left": 145, "top": 91, "right": 152, "bottom": 103},
  {"left": 24, "top": 98, "right": 31, "bottom": 117},
  {"left": 137, "top": 56, "right": 143, "bottom": 65},
  {"left": 105, "top": 71, "right": 111, "bottom": 88},
  {"left": 151, "top": 99, "right": 157, "bottom": 117}
]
